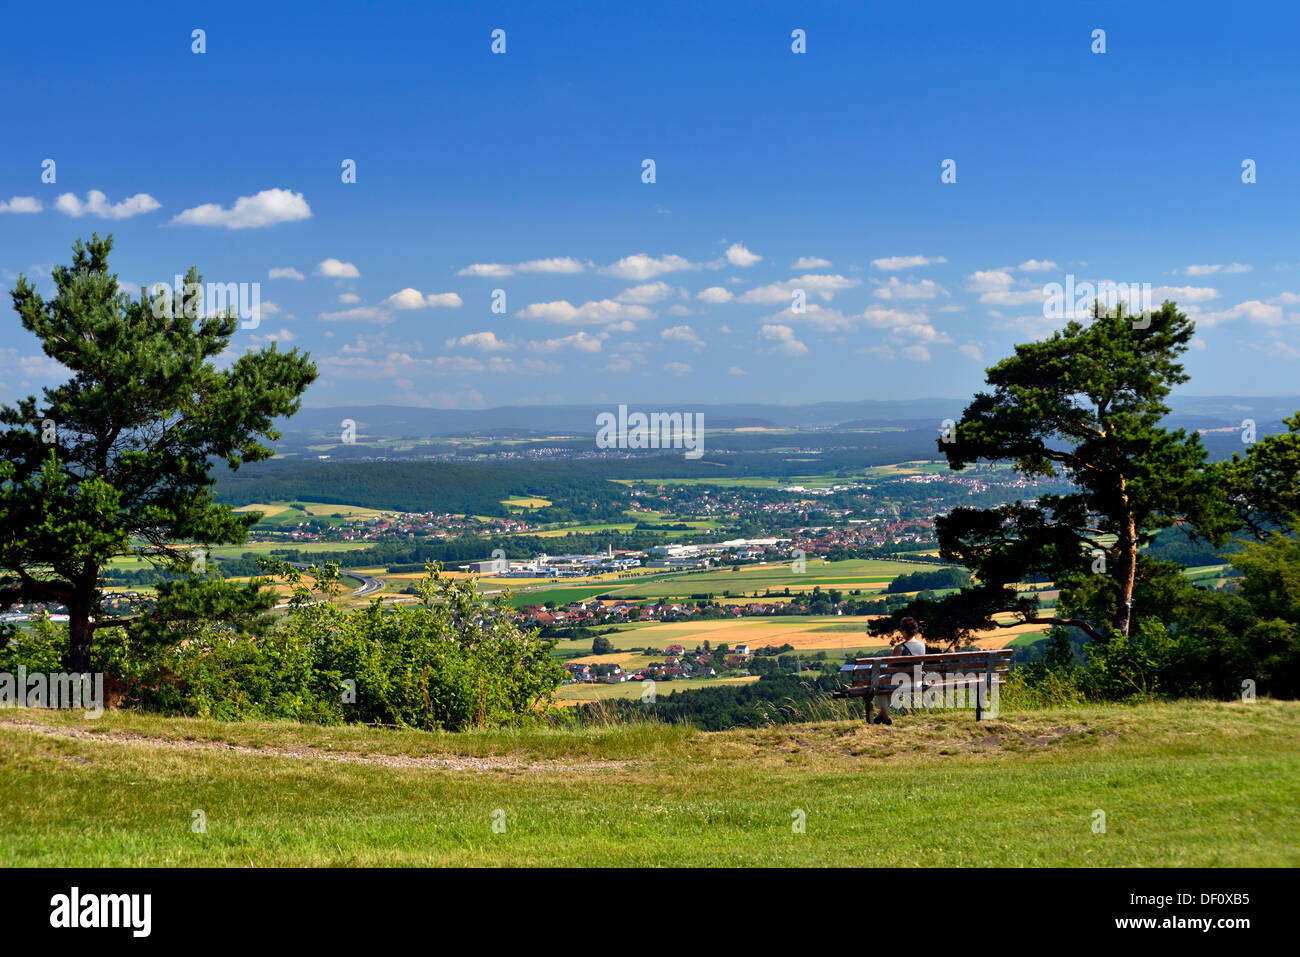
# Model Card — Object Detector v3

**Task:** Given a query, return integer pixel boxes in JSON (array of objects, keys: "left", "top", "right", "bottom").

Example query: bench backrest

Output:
[{"left": 839, "top": 649, "right": 1013, "bottom": 685}]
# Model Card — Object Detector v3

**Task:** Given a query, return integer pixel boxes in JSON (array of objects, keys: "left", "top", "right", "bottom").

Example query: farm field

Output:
[
  {"left": 553, "top": 614, "right": 1049, "bottom": 658},
  {"left": 3, "top": 699, "right": 1296, "bottom": 866}
]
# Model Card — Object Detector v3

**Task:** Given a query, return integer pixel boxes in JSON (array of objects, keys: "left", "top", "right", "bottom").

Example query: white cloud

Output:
[
  {"left": 857, "top": 345, "right": 896, "bottom": 360},
  {"left": 760, "top": 323, "right": 808, "bottom": 356},
  {"left": 315, "top": 258, "right": 361, "bottom": 279},
  {"left": 728, "top": 365, "right": 746, "bottom": 375},
  {"left": 518, "top": 257, "right": 586, "bottom": 274},
  {"left": 0, "top": 196, "right": 42, "bottom": 214},
  {"left": 725, "top": 243, "right": 762, "bottom": 267},
  {"left": 516, "top": 299, "right": 652, "bottom": 325},
  {"left": 171, "top": 188, "right": 308, "bottom": 229},
  {"left": 857, "top": 306, "right": 952, "bottom": 343},
  {"left": 660, "top": 325, "right": 705, "bottom": 349},
  {"left": 317, "top": 305, "right": 390, "bottom": 323},
  {"left": 1184, "top": 263, "right": 1251, "bottom": 276},
  {"left": 967, "top": 269, "right": 1015, "bottom": 295},
  {"left": 872, "top": 277, "right": 947, "bottom": 300},
  {"left": 1193, "top": 299, "right": 1285, "bottom": 327},
  {"left": 250, "top": 328, "right": 295, "bottom": 344},
  {"left": 456, "top": 257, "right": 586, "bottom": 278},
  {"left": 664, "top": 361, "right": 693, "bottom": 376},
  {"left": 871, "top": 255, "right": 947, "bottom": 271},
  {"left": 738, "top": 274, "right": 860, "bottom": 304},
  {"left": 1017, "top": 259, "right": 1058, "bottom": 272},
  {"left": 695, "top": 286, "right": 734, "bottom": 304},
  {"left": 337, "top": 292, "right": 361, "bottom": 304},
  {"left": 446, "top": 331, "right": 515, "bottom": 352},
  {"left": 457, "top": 263, "right": 514, "bottom": 278},
  {"left": 902, "top": 345, "right": 931, "bottom": 362},
  {"left": 269, "top": 267, "right": 305, "bottom": 280},
  {"left": 56, "top": 190, "right": 161, "bottom": 220},
  {"left": 599, "top": 254, "right": 709, "bottom": 280},
  {"left": 1149, "top": 285, "right": 1218, "bottom": 303},
  {"left": 968, "top": 269, "right": 1044, "bottom": 306},
  {"left": 792, "top": 256, "right": 831, "bottom": 269},
  {"left": 958, "top": 343, "right": 983, "bottom": 361},
  {"left": 617, "top": 281, "right": 675, "bottom": 304},
  {"left": 384, "top": 287, "right": 463, "bottom": 309},
  {"left": 527, "top": 331, "right": 605, "bottom": 353}
]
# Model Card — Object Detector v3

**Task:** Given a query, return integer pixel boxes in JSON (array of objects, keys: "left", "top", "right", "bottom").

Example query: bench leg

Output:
[{"left": 864, "top": 696, "right": 873, "bottom": 724}]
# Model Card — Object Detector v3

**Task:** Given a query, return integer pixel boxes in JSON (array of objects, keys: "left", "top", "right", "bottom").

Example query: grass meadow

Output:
[{"left": 2, "top": 699, "right": 1295, "bottom": 866}]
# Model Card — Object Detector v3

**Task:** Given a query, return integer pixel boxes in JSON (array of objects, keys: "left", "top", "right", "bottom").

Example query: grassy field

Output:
[{"left": 2, "top": 699, "right": 1296, "bottom": 866}]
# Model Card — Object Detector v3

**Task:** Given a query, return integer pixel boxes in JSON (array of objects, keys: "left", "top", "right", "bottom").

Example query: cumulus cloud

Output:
[
  {"left": 792, "top": 256, "right": 831, "bottom": 269},
  {"left": 738, "top": 274, "right": 860, "bottom": 304},
  {"left": 516, "top": 299, "right": 653, "bottom": 325},
  {"left": 457, "top": 263, "right": 514, "bottom": 278},
  {"left": 446, "top": 331, "right": 514, "bottom": 352},
  {"left": 0, "top": 196, "right": 42, "bottom": 214},
  {"left": 660, "top": 325, "right": 705, "bottom": 350},
  {"left": 599, "top": 254, "right": 710, "bottom": 280},
  {"left": 1184, "top": 263, "right": 1251, "bottom": 276},
  {"left": 695, "top": 286, "right": 734, "bottom": 304},
  {"left": 171, "top": 188, "right": 309, "bottom": 228},
  {"left": 725, "top": 243, "right": 762, "bottom": 267},
  {"left": 901, "top": 345, "right": 931, "bottom": 362},
  {"left": 871, "top": 255, "right": 947, "bottom": 271},
  {"left": 664, "top": 361, "right": 693, "bottom": 376},
  {"left": 317, "top": 305, "right": 390, "bottom": 323},
  {"left": 1149, "top": 285, "right": 1218, "bottom": 303},
  {"left": 617, "top": 281, "right": 675, "bottom": 304},
  {"left": 316, "top": 258, "right": 361, "bottom": 279},
  {"left": 384, "top": 287, "right": 463, "bottom": 309},
  {"left": 958, "top": 343, "right": 984, "bottom": 361},
  {"left": 872, "top": 277, "right": 948, "bottom": 300},
  {"left": 968, "top": 269, "right": 1043, "bottom": 306},
  {"left": 1017, "top": 259, "right": 1058, "bottom": 272},
  {"left": 760, "top": 323, "right": 808, "bottom": 356},
  {"left": 527, "top": 331, "right": 606, "bottom": 353},
  {"left": 856, "top": 306, "right": 952, "bottom": 344},
  {"left": 337, "top": 292, "right": 361, "bottom": 303},
  {"left": 269, "top": 267, "right": 305, "bottom": 280},
  {"left": 1192, "top": 299, "right": 1285, "bottom": 327},
  {"left": 56, "top": 190, "right": 161, "bottom": 220},
  {"left": 457, "top": 257, "right": 587, "bottom": 277}
]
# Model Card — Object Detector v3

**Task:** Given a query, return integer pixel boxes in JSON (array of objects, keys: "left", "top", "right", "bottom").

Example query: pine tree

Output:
[{"left": 0, "top": 235, "right": 317, "bottom": 671}]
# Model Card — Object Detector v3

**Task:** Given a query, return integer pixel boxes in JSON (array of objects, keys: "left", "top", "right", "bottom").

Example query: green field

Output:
[
  {"left": 3, "top": 699, "right": 1296, "bottom": 866},
  {"left": 503, "top": 559, "right": 937, "bottom": 606}
]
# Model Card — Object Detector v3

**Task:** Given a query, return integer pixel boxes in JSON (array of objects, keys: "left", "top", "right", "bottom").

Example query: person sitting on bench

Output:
[{"left": 872, "top": 617, "right": 926, "bottom": 726}]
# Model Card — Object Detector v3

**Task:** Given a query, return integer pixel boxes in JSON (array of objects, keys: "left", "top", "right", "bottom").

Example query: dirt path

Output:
[{"left": 2, "top": 717, "right": 632, "bottom": 774}]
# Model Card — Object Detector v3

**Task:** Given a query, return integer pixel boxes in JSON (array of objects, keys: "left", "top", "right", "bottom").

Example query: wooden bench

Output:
[{"left": 832, "top": 649, "right": 1013, "bottom": 722}]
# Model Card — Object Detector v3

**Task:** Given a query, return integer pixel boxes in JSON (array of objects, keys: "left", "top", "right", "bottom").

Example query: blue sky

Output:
[{"left": 3, "top": 1, "right": 1299, "bottom": 410}]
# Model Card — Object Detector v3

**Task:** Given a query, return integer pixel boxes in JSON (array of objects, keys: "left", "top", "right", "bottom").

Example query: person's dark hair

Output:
[{"left": 899, "top": 617, "right": 919, "bottom": 636}]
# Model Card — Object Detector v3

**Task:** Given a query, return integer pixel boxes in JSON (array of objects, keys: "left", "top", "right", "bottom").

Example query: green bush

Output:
[{"left": 96, "top": 564, "right": 565, "bottom": 730}]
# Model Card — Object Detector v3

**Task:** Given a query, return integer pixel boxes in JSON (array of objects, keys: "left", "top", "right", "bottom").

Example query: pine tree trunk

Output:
[
  {"left": 1112, "top": 478, "right": 1137, "bottom": 639},
  {"left": 68, "top": 608, "right": 94, "bottom": 674}
]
